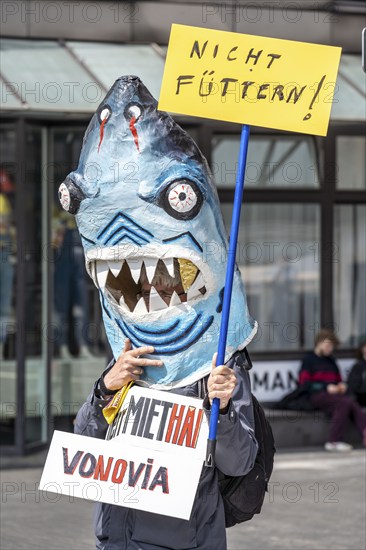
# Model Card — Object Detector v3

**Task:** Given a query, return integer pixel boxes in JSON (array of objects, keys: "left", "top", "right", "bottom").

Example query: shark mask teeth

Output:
[{"left": 94, "top": 257, "right": 207, "bottom": 314}]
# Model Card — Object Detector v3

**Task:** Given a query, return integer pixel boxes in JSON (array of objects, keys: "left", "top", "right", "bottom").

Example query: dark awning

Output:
[{"left": 1, "top": 38, "right": 365, "bottom": 122}]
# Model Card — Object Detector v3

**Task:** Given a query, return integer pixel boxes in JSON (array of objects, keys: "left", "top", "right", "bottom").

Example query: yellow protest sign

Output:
[{"left": 158, "top": 24, "right": 342, "bottom": 136}]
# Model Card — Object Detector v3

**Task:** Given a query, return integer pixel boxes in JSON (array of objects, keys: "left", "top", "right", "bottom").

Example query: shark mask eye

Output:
[
  {"left": 98, "top": 105, "right": 112, "bottom": 124},
  {"left": 58, "top": 177, "right": 85, "bottom": 215},
  {"left": 124, "top": 104, "right": 142, "bottom": 122},
  {"left": 161, "top": 180, "right": 203, "bottom": 220}
]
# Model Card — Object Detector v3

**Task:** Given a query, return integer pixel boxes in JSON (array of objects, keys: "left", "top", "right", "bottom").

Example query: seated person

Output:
[{"left": 298, "top": 329, "right": 366, "bottom": 451}]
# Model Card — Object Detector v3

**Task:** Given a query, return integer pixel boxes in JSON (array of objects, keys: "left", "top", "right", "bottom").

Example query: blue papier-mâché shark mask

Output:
[{"left": 58, "top": 76, "right": 257, "bottom": 389}]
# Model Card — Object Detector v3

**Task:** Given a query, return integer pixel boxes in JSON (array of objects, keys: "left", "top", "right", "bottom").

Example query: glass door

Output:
[
  {"left": 0, "top": 124, "right": 17, "bottom": 447},
  {"left": 49, "top": 127, "right": 108, "bottom": 431},
  {"left": 23, "top": 124, "right": 48, "bottom": 446}
]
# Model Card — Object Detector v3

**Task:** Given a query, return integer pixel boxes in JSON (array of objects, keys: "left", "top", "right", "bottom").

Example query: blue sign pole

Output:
[{"left": 205, "top": 124, "right": 251, "bottom": 467}]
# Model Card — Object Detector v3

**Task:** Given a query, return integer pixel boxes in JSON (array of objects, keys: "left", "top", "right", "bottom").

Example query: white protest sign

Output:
[{"left": 40, "top": 387, "right": 209, "bottom": 520}]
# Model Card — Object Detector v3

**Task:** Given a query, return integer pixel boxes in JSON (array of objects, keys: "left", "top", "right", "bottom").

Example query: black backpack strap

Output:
[
  {"left": 243, "top": 348, "right": 252, "bottom": 371},
  {"left": 231, "top": 348, "right": 252, "bottom": 371}
]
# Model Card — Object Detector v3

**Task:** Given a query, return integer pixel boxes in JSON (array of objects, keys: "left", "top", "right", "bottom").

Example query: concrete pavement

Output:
[{"left": 1, "top": 449, "right": 365, "bottom": 550}]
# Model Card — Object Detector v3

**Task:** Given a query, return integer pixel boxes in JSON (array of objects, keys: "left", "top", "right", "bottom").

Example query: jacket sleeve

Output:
[
  {"left": 204, "top": 362, "right": 258, "bottom": 477},
  {"left": 74, "top": 383, "right": 110, "bottom": 439},
  {"left": 74, "top": 362, "right": 115, "bottom": 440}
]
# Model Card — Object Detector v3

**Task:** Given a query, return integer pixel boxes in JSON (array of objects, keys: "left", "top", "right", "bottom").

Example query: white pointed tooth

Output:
[
  {"left": 126, "top": 258, "right": 143, "bottom": 284},
  {"left": 108, "top": 260, "right": 123, "bottom": 277},
  {"left": 163, "top": 258, "right": 175, "bottom": 278},
  {"left": 149, "top": 286, "right": 168, "bottom": 311},
  {"left": 119, "top": 295, "right": 126, "bottom": 307},
  {"left": 91, "top": 262, "right": 97, "bottom": 285},
  {"left": 169, "top": 291, "right": 182, "bottom": 307},
  {"left": 144, "top": 258, "right": 158, "bottom": 283},
  {"left": 96, "top": 261, "right": 109, "bottom": 290},
  {"left": 187, "top": 273, "right": 205, "bottom": 301},
  {"left": 134, "top": 296, "right": 148, "bottom": 314},
  {"left": 187, "top": 287, "right": 201, "bottom": 301}
]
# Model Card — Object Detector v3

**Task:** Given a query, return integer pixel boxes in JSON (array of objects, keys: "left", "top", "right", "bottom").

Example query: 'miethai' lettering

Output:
[{"left": 108, "top": 396, "right": 204, "bottom": 446}]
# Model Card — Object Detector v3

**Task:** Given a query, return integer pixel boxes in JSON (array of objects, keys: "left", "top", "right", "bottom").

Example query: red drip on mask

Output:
[
  {"left": 98, "top": 117, "right": 108, "bottom": 153},
  {"left": 129, "top": 116, "right": 140, "bottom": 152}
]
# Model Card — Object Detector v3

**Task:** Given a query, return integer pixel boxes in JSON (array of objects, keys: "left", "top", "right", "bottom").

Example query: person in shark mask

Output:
[{"left": 66, "top": 76, "right": 258, "bottom": 549}]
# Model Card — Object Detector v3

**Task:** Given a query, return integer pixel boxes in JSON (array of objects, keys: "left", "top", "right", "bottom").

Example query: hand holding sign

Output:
[{"left": 104, "top": 339, "right": 163, "bottom": 391}]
